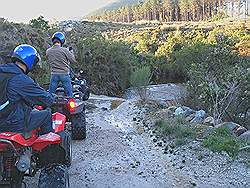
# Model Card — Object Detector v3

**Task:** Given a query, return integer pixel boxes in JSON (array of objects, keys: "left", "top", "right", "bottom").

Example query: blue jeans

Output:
[
  {"left": 28, "top": 109, "right": 53, "bottom": 135},
  {"left": 49, "top": 74, "right": 73, "bottom": 97}
]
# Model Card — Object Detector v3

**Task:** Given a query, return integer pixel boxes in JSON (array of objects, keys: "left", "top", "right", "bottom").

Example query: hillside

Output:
[
  {"left": 89, "top": 0, "right": 249, "bottom": 23},
  {"left": 87, "top": 0, "right": 141, "bottom": 17}
]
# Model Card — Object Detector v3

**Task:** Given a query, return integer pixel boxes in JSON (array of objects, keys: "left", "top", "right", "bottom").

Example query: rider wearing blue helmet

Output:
[
  {"left": 0, "top": 44, "right": 54, "bottom": 134},
  {"left": 47, "top": 32, "right": 76, "bottom": 97}
]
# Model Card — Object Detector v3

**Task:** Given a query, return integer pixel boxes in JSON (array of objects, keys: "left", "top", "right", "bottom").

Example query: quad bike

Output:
[
  {"left": 52, "top": 71, "right": 89, "bottom": 140},
  {"left": 0, "top": 112, "right": 71, "bottom": 188},
  {"left": 51, "top": 95, "right": 86, "bottom": 140}
]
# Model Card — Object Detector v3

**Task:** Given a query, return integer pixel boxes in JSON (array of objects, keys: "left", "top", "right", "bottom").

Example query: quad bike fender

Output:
[
  {"left": 37, "top": 131, "right": 71, "bottom": 167},
  {"left": 0, "top": 131, "right": 38, "bottom": 147},
  {"left": 32, "top": 132, "right": 61, "bottom": 151},
  {"left": 57, "top": 131, "right": 70, "bottom": 153}
]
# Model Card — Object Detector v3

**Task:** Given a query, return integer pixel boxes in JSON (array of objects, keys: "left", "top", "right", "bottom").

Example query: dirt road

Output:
[{"left": 69, "top": 96, "right": 191, "bottom": 188}]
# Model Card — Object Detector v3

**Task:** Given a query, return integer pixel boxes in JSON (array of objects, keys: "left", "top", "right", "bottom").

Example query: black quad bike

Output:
[
  {"left": 52, "top": 72, "right": 90, "bottom": 140},
  {"left": 0, "top": 112, "right": 71, "bottom": 188}
]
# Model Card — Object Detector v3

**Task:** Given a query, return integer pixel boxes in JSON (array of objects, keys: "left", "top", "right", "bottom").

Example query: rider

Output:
[
  {"left": 46, "top": 32, "right": 76, "bottom": 97},
  {"left": 0, "top": 44, "right": 54, "bottom": 134}
]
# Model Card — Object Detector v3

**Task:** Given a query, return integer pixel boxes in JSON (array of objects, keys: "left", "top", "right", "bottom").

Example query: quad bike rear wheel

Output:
[
  {"left": 64, "top": 131, "right": 72, "bottom": 167},
  {"left": 82, "top": 90, "right": 90, "bottom": 101},
  {"left": 71, "top": 112, "right": 86, "bottom": 140},
  {"left": 38, "top": 165, "right": 69, "bottom": 188}
]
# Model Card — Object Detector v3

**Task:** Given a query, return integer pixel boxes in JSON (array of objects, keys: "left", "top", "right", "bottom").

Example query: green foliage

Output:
[
  {"left": 155, "top": 31, "right": 185, "bottom": 61},
  {"left": 175, "top": 41, "right": 249, "bottom": 126},
  {"left": 203, "top": 127, "right": 248, "bottom": 158},
  {"left": 128, "top": 30, "right": 158, "bottom": 54},
  {"left": 0, "top": 18, "right": 50, "bottom": 85},
  {"left": 29, "top": 16, "right": 50, "bottom": 31},
  {"left": 155, "top": 117, "right": 197, "bottom": 146},
  {"left": 209, "top": 12, "right": 227, "bottom": 22},
  {"left": 130, "top": 66, "right": 151, "bottom": 87},
  {"left": 74, "top": 35, "right": 136, "bottom": 95},
  {"left": 130, "top": 66, "right": 152, "bottom": 101}
]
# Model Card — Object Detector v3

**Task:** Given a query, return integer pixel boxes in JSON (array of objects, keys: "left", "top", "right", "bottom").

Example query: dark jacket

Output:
[{"left": 0, "top": 63, "right": 54, "bottom": 132}]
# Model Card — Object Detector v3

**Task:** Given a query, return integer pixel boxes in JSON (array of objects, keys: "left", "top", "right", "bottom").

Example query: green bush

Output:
[
  {"left": 74, "top": 36, "right": 137, "bottom": 95},
  {"left": 203, "top": 127, "right": 248, "bottom": 158},
  {"left": 130, "top": 66, "right": 152, "bottom": 101},
  {"left": 175, "top": 41, "right": 249, "bottom": 127},
  {"left": 29, "top": 16, "right": 50, "bottom": 31},
  {"left": 155, "top": 117, "right": 197, "bottom": 146}
]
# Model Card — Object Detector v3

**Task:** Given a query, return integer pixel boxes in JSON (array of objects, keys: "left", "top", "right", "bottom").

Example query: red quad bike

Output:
[{"left": 0, "top": 112, "right": 72, "bottom": 188}]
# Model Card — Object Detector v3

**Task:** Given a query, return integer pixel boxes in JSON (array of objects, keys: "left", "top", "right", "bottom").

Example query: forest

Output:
[{"left": 89, "top": 0, "right": 248, "bottom": 22}]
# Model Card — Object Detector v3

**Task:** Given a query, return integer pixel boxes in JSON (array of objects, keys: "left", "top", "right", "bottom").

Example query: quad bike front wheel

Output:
[
  {"left": 71, "top": 112, "right": 86, "bottom": 140},
  {"left": 38, "top": 165, "right": 69, "bottom": 188}
]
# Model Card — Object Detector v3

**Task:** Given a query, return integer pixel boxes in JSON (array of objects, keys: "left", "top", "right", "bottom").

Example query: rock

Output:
[
  {"left": 190, "top": 110, "right": 206, "bottom": 123},
  {"left": 152, "top": 137, "right": 157, "bottom": 142},
  {"left": 191, "top": 182, "right": 197, "bottom": 187},
  {"left": 234, "top": 126, "right": 247, "bottom": 136},
  {"left": 168, "top": 106, "right": 177, "bottom": 112},
  {"left": 138, "top": 171, "right": 143, "bottom": 175},
  {"left": 182, "top": 106, "right": 195, "bottom": 116},
  {"left": 174, "top": 107, "right": 184, "bottom": 116},
  {"left": 203, "top": 116, "right": 215, "bottom": 126},
  {"left": 174, "top": 106, "right": 194, "bottom": 117},
  {"left": 239, "top": 130, "right": 250, "bottom": 142},
  {"left": 186, "top": 113, "right": 195, "bottom": 122},
  {"left": 157, "top": 142, "right": 163, "bottom": 147},
  {"left": 101, "top": 107, "right": 108, "bottom": 111},
  {"left": 215, "top": 122, "right": 240, "bottom": 131}
]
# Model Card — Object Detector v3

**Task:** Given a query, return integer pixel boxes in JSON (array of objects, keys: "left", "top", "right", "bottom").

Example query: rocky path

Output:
[
  {"left": 69, "top": 96, "right": 191, "bottom": 188},
  {"left": 25, "top": 84, "right": 249, "bottom": 187}
]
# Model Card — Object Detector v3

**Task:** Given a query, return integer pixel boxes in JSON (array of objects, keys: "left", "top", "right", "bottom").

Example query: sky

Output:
[{"left": 0, "top": 0, "right": 114, "bottom": 23}]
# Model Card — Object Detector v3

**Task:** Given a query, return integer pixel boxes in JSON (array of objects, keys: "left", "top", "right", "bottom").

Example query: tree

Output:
[{"left": 29, "top": 16, "right": 50, "bottom": 31}]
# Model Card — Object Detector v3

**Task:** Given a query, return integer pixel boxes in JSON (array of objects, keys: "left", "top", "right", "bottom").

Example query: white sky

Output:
[{"left": 0, "top": 0, "right": 114, "bottom": 23}]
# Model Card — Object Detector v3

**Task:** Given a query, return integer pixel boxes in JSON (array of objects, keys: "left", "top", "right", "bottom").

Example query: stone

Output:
[
  {"left": 174, "top": 107, "right": 184, "bottom": 116},
  {"left": 174, "top": 106, "right": 195, "bottom": 117},
  {"left": 234, "top": 126, "right": 247, "bottom": 136},
  {"left": 239, "top": 130, "right": 250, "bottom": 142},
  {"left": 182, "top": 106, "right": 195, "bottom": 116},
  {"left": 186, "top": 113, "right": 195, "bottom": 122},
  {"left": 203, "top": 116, "right": 215, "bottom": 126},
  {"left": 168, "top": 106, "right": 177, "bottom": 112},
  {"left": 101, "top": 107, "right": 108, "bottom": 111},
  {"left": 190, "top": 110, "right": 206, "bottom": 123},
  {"left": 215, "top": 122, "right": 240, "bottom": 131}
]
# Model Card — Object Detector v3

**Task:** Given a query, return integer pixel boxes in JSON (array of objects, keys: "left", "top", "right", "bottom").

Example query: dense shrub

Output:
[
  {"left": 176, "top": 42, "right": 249, "bottom": 127},
  {"left": 73, "top": 36, "right": 137, "bottom": 95},
  {"left": 0, "top": 18, "right": 50, "bottom": 84}
]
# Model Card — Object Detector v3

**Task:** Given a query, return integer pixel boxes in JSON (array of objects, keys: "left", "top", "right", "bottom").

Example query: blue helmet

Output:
[
  {"left": 11, "top": 44, "right": 41, "bottom": 72},
  {"left": 52, "top": 32, "right": 65, "bottom": 44}
]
